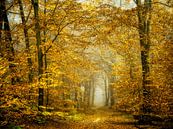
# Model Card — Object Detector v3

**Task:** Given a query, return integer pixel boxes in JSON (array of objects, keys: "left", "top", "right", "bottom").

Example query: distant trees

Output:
[
  {"left": 0, "top": 0, "right": 96, "bottom": 111},
  {"left": 1, "top": 1, "right": 173, "bottom": 128},
  {"left": 90, "top": 0, "right": 173, "bottom": 116}
]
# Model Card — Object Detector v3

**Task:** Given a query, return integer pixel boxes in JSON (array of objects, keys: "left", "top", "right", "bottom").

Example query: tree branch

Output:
[
  {"left": 26, "top": 5, "right": 33, "bottom": 23},
  {"left": 152, "top": 2, "right": 172, "bottom": 7}
]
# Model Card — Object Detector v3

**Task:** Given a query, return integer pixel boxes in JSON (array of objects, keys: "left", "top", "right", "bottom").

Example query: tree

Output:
[
  {"left": 18, "top": 0, "right": 33, "bottom": 99},
  {"left": 0, "top": 0, "right": 16, "bottom": 85},
  {"left": 31, "top": 0, "right": 44, "bottom": 109},
  {"left": 135, "top": 0, "right": 152, "bottom": 114}
]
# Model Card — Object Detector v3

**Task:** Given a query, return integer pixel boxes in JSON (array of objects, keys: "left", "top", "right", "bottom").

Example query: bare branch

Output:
[{"left": 26, "top": 5, "right": 33, "bottom": 23}]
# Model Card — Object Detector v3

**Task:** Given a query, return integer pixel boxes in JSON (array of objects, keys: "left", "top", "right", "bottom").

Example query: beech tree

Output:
[
  {"left": 31, "top": 0, "right": 44, "bottom": 109},
  {"left": 135, "top": 0, "right": 152, "bottom": 114},
  {"left": 1, "top": 0, "right": 173, "bottom": 128},
  {"left": 18, "top": 0, "right": 33, "bottom": 100},
  {"left": 0, "top": 0, "right": 16, "bottom": 85}
]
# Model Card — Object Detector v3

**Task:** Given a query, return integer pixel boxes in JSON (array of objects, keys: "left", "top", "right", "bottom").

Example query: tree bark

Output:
[
  {"left": 84, "top": 81, "right": 90, "bottom": 110},
  {"left": 136, "top": 0, "right": 152, "bottom": 114},
  {"left": 0, "top": 2, "right": 3, "bottom": 57},
  {"left": 1, "top": 0, "right": 15, "bottom": 85},
  {"left": 18, "top": 0, "right": 33, "bottom": 99},
  {"left": 110, "top": 84, "right": 114, "bottom": 107},
  {"left": 32, "top": 0, "right": 44, "bottom": 110},
  {"left": 104, "top": 75, "right": 109, "bottom": 106},
  {"left": 91, "top": 79, "right": 95, "bottom": 106},
  {"left": 43, "top": 0, "right": 49, "bottom": 108}
]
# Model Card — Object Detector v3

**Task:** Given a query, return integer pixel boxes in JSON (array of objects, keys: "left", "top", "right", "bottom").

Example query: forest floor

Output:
[{"left": 27, "top": 107, "right": 139, "bottom": 129}]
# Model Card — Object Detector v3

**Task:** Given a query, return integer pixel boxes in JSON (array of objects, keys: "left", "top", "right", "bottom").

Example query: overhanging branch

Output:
[{"left": 153, "top": 1, "right": 172, "bottom": 7}]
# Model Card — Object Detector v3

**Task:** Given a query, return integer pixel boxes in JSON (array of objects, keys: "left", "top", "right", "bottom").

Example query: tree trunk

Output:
[
  {"left": 1, "top": 0, "right": 15, "bottom": 85},
  {"left": 84, "top": 81, "right": 90, "bottom": 110},
  {"left": 110, "top": 84, "right": 114, "bottom": 107},
  {"left": 43, "top": 0, "right": 49, "bottom": 108},
  {"left": 18, "top": 0, "right": 33, "bottom": 99},
  {"left": 104, "top": 74, "right": 109, "bottom": 106},
  {"left": 32, "top": 0, "right": 44, "bottom": 110},
  {"left": 136, "top": 0, "right": 152, "bottom": 114},
  {"left": 91, "top": 79, "right": 95, "bottom": 106},
  {"left": 0, "top": 2, "right": 3, "bottom": 57}
]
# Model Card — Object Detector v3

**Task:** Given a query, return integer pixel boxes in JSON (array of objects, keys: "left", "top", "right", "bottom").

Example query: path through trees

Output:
[
  {"left": 28, "top": 107, "right": 137, "bottom": 129},
  {"left": 1, "top": 0, "right": 173, "bottom": 129}
]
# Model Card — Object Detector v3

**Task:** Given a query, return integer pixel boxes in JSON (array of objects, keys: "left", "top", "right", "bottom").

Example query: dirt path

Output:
[{"left": 29, "top": 107, "right": 138, "bottom": 129}]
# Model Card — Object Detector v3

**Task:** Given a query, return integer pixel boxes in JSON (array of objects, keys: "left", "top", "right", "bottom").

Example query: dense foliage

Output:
[{"left": 0, "top": 0, "right": 173, "bottom": 128}]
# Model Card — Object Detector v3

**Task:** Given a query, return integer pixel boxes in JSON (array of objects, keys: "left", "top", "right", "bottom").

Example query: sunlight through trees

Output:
[{"left": 0, "top": 0, "right": 173, "bottom": 128}]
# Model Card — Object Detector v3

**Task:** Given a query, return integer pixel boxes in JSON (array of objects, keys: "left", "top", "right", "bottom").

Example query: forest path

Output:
[{"left": 29, "top": 107, "right": 138, "bottom": 129}]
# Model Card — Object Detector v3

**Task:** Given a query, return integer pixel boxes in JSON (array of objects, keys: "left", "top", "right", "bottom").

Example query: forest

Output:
[{"left": 0, "top": 0, "right": 173, "bottom": 129}]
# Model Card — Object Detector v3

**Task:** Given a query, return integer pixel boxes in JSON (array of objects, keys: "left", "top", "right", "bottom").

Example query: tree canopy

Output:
[{"left": 0, "top": 0, "right": 173, "bottom": 128}]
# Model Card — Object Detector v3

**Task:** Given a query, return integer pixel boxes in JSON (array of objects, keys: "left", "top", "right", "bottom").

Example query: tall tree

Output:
[
  {"left": 135, "top": 0, "right": 152, "bottom": 113},
  {"left": 0, "top": 0, "right": 15, "bottom": 85},
  {"left": 0, "top": 2, "right": 3, "bottom": 55},
  {"left": 43, "top": 0, "right": 49, "bottom": 108},
  {"left": 18, "top": 0, "right": 33, "bottom": 99},
  {"left": 31, "top": 0, "right": 44, "bottom": 109}
]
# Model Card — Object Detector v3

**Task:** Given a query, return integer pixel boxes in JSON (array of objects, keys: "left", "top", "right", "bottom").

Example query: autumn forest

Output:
[{"left": 0, "top": 0, "right": 173, "bottom": 129}]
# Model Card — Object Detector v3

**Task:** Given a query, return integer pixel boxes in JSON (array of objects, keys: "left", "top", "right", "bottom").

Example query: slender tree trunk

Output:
[
  {"left": 104, "top": 75, "right": 109, "bottom": 106},
  {"left": 18, "top": 0, "right": 33, "bottom": 99},
  {"left": 120, "top": 0, "right": 122, "bottom": 7},
  {"left": 88, "top": 81, "right": 91, "bottom": 106},
  {"left": 0, "top": 2, "right": 3, "bottom": 57},
  {"left": 136, "top": 0, "right": 152, "bottom": 114},
  {"left": 32, "top": 0, "right": 44, "bottom": 110},
  {"left": 108, "top": 75, "right": 115, "bottom": 107},
  {"left": 1, "top": 0, "right": 15, "bottom": 85},
  {"left": 84, "top": 81, "right": 90, "bottom": 110},
  {"left": 74, "top": 87, "right": 78, "bottom": 108},
  {"left": 91, "top": 79, "right": 95, "bottom": 106},
  {"left": 43, "top": 0, "right": 49, "bottom": 108},
  {"left": 110, "top": 84, "right": 114, "bottom": 107}
]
